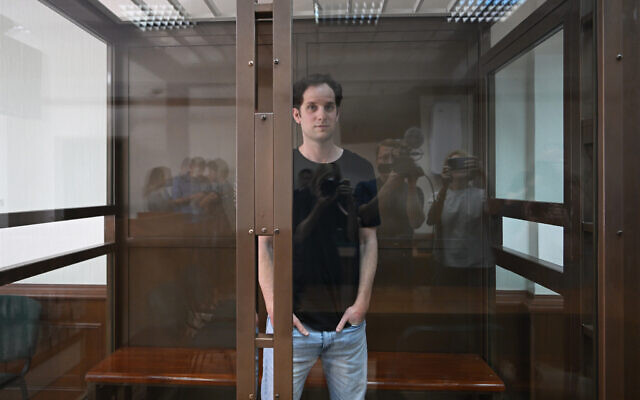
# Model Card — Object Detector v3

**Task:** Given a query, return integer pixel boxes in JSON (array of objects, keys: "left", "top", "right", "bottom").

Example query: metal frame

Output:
[
  {"left": 596, "top": 0, "right": 625, "bottom": 398},
  {"left": 0, "top": 206, "right": 116, "bottom": 229},
  {"left": 0, "top": 243, "right": 116, "bottom": 287},
  {"left": 272, "top": 2, "right": 293, "bottom": 399},
  {"left": 481, "top": 0, "right": 575, "bottom": 291},
  {"left": 236, "top": 2, "right": 293, "bottom": 399},
  {"left": 236, "top": 1, "right": 258, "bottom": 399},
  {"left": 2, "top": 1, "right": 117, "bottom": 298}
]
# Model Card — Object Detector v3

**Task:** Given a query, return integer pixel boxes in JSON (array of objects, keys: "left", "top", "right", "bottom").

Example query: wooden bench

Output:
[{"left": 86, "top": 347, "right": 505, "bottom": 397}]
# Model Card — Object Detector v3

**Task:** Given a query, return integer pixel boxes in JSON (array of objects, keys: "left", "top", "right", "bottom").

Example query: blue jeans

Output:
[{"left": 261, "top": 318, "right": 367, "bottom": 400}]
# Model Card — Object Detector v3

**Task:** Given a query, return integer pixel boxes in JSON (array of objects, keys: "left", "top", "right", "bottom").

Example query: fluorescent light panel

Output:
[{"left": 447, "top": 0, "right": 527, "bottom": 23}]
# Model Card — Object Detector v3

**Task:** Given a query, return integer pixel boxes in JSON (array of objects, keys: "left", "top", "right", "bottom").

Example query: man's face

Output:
[
  {"left": 293, "top": 84, "right": 339, "bottom": 144},
  {"left": 208, "top": 168, "right": 218, "bottom": 182},
  {"left": 190, "top": 164, "right": 204, "bottom": 177},
  {"left": 376, "top": 145, "right": 394, "bottom": 178}
]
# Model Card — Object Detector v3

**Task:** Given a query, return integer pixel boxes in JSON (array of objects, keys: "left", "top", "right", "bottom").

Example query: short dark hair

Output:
[
  {"left": 206, "top": 160, "right": 218, "bottom": 171},
  {"left": 190, "top": 157, "right": 205, "bottom": 169},
  {"left": 376, "top": 139, "right": 401, "bottom": 158},
  {"left": 293, "top": 74, "right": 343, "bottom": 110}
]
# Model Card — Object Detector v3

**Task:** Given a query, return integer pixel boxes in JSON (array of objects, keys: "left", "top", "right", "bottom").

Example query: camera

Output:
[
  {"left": 447, "top": 157, "right": 474, "bottom": 170},
  {"left": 314, "top": 163, "right": 349, "bottom": 199},
  {"left": 320, "top": 176, "right": 340, "bottom": 197}
]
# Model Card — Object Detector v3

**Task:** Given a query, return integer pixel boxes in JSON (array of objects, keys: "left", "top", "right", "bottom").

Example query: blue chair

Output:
[{"left": 0, "top": 295, "right": 41, "bottom": 400}]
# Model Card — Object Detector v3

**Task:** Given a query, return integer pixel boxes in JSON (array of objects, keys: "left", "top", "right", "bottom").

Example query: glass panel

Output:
[
  {"left": 0, "top": 0, "right": 108, "bottom": 213},
  {"left": 0, "top": 258, "right": 106, "bottom": 399},
  {"left": 503, "top": 216, "right": 564, "bottom": 270},
  {"left": 275, "top": 2, "right": 594, "bottom": 399},
  {"left": 101, "top": 1, "right": 237, "bottom": 399},
  {"left": 0, "top": 217, "right": 105, "bottom": 269},
  {"left": 494, "top": 29, "right": 564, "bottom": 203},
  {"left": 2, "top": 1, "right": 240, "bottom": 398},
  {"left": 266, "top": 13, "right": 490, "bottom": 400},
  {"left": 128, "top": 45, "right": 236, "bottom": 238}
]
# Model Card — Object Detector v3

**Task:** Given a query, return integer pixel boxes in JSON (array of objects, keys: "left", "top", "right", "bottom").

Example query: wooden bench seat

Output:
[{"left": 86, "top": 347, "right": 505, "bottom": 394}]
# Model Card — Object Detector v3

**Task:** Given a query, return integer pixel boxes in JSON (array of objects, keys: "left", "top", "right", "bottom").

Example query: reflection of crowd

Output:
[{"left": 142, "top": 157, "right": 235, "bottom": 234}]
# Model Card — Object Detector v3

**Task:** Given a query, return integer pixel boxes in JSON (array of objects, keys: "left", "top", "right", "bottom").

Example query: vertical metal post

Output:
[
  {"left": 237, "top": 1, "right": 292, "bottom": 399},
  {"left": 597, "top": 0, "right": 625, "bottom": 399},
  {"left": 236, "top": 1, "right": 257, "bottom": 399},
  {"left": 272, "top": 1, "right": 293, "bottom": 399}
]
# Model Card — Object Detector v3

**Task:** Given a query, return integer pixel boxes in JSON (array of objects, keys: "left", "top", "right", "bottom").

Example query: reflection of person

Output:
[
  {"left": 144, "top": 167, "right": 172, "bottom": 212},
  {"left": 172, "top": 157, "right": 192, "bottom": 213},
  {"left": 197, "top": 160, "right": 221, "bottom": 211},
  {"left": 296, "top": 168, "right": 313, "bottom": 190},
  {"left": 260, "top": 74, "right": 379, "bottom": 400},
  {"left": 358, "top": 139, "right": 426, "bottom": 286},
  {"left": 186, "top": 157, "right": 209, "bottom": 216},
  {"left": 214, "top": 158, "right": 235, "bottom": 233},
  {"left": 427, "top": 150, "right": 490, "bottom": 271},
  {"left": 362, "top": 139, "right": 425, "bottom": 239}
]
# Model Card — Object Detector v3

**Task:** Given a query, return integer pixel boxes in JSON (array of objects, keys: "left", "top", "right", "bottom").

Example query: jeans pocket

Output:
[{"left": 347, "top": 320, "right": 365, "bottom": 330}]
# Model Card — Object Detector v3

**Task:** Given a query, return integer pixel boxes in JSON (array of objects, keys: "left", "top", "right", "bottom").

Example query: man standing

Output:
[{"left": 259, "top": 74, "right": 379, "bottom": 400}]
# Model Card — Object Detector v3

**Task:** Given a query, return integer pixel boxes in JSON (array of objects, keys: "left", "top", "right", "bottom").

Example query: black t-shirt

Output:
[{"left": 293, "top": 148, "right": 379, "bottom": 331}]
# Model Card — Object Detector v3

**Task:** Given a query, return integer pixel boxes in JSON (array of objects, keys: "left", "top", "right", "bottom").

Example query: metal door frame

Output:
[{"left": 236, "top": 1, "right": 293, "bottom": 399}]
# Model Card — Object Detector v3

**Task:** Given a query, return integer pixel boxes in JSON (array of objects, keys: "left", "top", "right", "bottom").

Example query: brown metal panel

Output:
[
  {"left": 106, "top": 251, "right": 115, "bottom": 354},
  {"left": 255, "top": 2, "right": 274, "bottom": 14},
  {"left": 622, "top": 2, "right": 640, "bottom": 398},
  {"left": 272, "top": 0, "right": 293, "bottom": 399},
  {"left": 236, "top": 1, "right": 257, "bottom": 399},
  {"left": 563, "top": 3, "right": 584, "bottom": 394},
  {"left": 257, "top": 23, "right": 274, "bottom": 113},
  {"left": 596, "top": 0, "right": 625, "bottom": 399},
  {"left": 255, "top": 113, "right": 274, "bottom": 233},
  {"left": 256, "top": 333, "right": 275, "bottom": 348},
  {"left": 494, "top": 247, "right": 565, "bottom": 296},
  {"left": 104, "top": 213, "right": 115, "bottom": 352},
  {"left": 487, "top": 199, "right": 568, "bottom": 226}
]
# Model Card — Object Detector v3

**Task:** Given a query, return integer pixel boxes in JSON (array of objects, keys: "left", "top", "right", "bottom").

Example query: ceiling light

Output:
[{"left": 448, "top": 0, "right": 526, "bottom": 23}]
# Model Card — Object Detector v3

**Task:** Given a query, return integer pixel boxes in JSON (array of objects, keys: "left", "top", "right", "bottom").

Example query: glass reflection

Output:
[
  {"left": 139, "top": 156, "right": 235, "bottom": 236},
  {"left": 427, "top": 150, "right": 492, "bottom": 273}
]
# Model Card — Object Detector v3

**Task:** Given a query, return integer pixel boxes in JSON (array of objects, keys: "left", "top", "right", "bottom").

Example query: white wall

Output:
[
  {"left": 495, "top": 51, "right": 531, "bottom": 200},
  {"left": 491, "top": 0, "right": 550, "bottom": 47},
  {"left": 533, "top": 30, "right": 564, "bottom": 203},
  {"left": 0, "top": 0, "right": 108, "bottom": 285}
]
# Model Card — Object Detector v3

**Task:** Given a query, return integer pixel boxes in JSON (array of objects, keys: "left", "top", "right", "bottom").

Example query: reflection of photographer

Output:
[
  {"left": 427, "top": 150, "right": 488, "bottom": 269},
  {"left": 294, "top": 163, "right": 358, "bottom": 244},
  {"left": 360, "top": 139, "right": 425, "bottom": 239}
]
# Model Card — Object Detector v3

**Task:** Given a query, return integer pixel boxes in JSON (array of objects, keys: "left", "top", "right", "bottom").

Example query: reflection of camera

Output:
[
  {"left": 320, "top": 176, "right": 339, "bottom": 197},
  {"left": 447, "top": 157, "right": 473, "bottom": 170},
  {"left": 320, "top": 177, "right": 350, "bottom": 198},
  {"left": 379, "top": 127, "right": 425, "bottom": 177}
]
